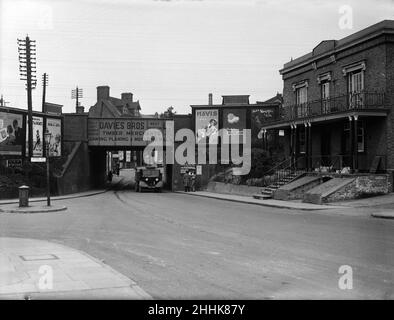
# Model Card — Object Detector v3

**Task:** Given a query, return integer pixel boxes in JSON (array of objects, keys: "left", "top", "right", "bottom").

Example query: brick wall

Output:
[
  {"left": 282, "top": 36, "right": 388, "bottom": 107},
  {"left": 56, "top": 141, "right": 91, "bottom": 194}
]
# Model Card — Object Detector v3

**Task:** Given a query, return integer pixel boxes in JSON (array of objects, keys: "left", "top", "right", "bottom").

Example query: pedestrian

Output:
[
  {"left": 190, "top": 171, "right": 196, "bottom": 192},
  {"left": 183, "top": 170, "right": 190, "bottom": 192}
]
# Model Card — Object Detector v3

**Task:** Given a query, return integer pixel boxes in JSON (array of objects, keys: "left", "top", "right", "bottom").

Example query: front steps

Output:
[{"left": 253, "top": 171, "right": 304, "bottom": 200}]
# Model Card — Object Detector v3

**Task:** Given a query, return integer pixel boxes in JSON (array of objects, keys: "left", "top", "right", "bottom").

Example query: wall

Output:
[
  {"left": 385, "top": 40, "right": 394, "bottom": 180},
  {"left": 206, "top": 181, "right": 262, "bottom": 196},
  {"left": 324, "top": 174, "right": 389, "bottom": 202},
  {"left": 171, "top": 114, "right": 193, "bottom": 191},
  {"left": 56, "top": 141, "right": 91, "bottom": 194},
  {"left": 282, "top": 36, "right": 388, "bottom": 107},
  {"left": 280, "top": 36, "right": 392, "bottom": 173},
  {"left": 55, "top": 113, "right": 92, "bottom": 194}
]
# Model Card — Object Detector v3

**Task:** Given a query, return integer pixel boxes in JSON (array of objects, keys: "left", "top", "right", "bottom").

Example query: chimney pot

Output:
[{"left": 208, "top": 93, "right": 213, "bottom": 105}]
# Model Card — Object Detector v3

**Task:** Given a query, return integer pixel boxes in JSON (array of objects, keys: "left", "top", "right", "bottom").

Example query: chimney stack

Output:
[
  {"left": 208, "top": 93, "right": 213, "bottom": 105},
  {"left": 97, "top": 86, "right": 110, "bottom": 101},
  {"left": 76, "top": 105, "right": 85, "bottom": 114},
  {"left": 121, "top": 92, "right": 133, "bottom": 102}
]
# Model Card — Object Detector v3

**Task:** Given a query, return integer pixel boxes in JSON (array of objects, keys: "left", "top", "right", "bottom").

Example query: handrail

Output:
[
  {"left": 261, "top": 157, "right": 291, "bottom": 177},
  {"left": 262, "top": 156, "right": 306, "bottom": 187},
  {"left": 272, "top": 91, "right": 386, "bottom": 124}
]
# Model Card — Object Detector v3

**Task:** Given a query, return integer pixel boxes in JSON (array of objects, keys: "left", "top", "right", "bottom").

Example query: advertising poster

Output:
[
  {"left": 88, "top": 119, "right": 166, "bottom": 147},
  {"left": 222, "top": 108, "right": 246, "bottom": 139},
  {"left": 46, "top": 118, "right": 62, "bottom": 157},
  {"left": 195, "top": 109, "right": 219, "bottom": 144},
  {"left": 88, "top": 119, "right": 131, "bottom": 147},
  {"left": 26, "top": 116, "right": 43, "bottom": 157},
  {"left": 251, "top": 107, "right": 276, "bottom": 145},
  {"left": 0, "top": 112, "right": 24, "bottom": 156}
]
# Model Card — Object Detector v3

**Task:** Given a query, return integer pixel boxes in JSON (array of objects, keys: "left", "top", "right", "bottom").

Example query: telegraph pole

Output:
[
  {"left": 71, "top": 86, "right": 83, "bottom": 110},
  {"left": 18, "top": 35, "right": 37, "bottom": 159},
  {"left": 42, "top": 73, "right": 48, "bottom": 113},
  {"left": 0, "top": 95, "right": 9, "bottom": 107}
]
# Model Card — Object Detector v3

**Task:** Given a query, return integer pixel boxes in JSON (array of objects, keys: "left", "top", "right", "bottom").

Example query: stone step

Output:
[
  {"left": 253, "top": 193, "right": 272, "bottom": 200},
  {"left": 261, "top": 188, "right": 275, "bottom": 194}
]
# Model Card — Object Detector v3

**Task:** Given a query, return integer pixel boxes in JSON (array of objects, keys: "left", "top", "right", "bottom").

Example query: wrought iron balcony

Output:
[{"left": 277, "top": 91, "right": 387, "bottom": 122}]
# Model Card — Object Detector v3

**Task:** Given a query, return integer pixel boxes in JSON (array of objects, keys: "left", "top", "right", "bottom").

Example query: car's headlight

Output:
[
  {"left": 145, "top": 178, "right": 148, "bottom": 181},
  {"left": 155, "top": 178, "right": 159, "bottom": 181}
]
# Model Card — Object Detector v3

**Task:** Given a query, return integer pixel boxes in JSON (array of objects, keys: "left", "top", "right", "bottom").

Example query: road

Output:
[{"left": 0, "top": 170, "right": 393, "bottom": 299}]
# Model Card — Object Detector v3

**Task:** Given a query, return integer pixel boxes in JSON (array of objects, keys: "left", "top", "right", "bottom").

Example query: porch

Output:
[{"left": 261, "top": 92, "right": 389, "bottom": 173}]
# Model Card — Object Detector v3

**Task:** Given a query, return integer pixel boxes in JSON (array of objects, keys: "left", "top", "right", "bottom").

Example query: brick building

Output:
[
  {"left": 259, "top": 20, "right": 394, "bottom": 180},
  {"left": 89, "top": 86, "right": 141, "bottom": 118}
]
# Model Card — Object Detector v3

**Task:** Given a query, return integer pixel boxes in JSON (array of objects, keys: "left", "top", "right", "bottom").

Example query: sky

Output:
[{"left": 1, "top": 0, "right": 394, "bottom": 115}]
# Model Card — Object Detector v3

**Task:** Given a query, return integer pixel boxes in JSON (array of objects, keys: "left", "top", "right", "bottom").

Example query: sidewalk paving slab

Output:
[
  {"left": 371, "top": 211, "right": 394, "bottom": 219},
  {"left": 0, "top": 189, "right": 108, "bottom": 206},
  {"left": 0, "top": 237, "right": 151, "bottom": 300},
  {"left": 176, "top": 191, "right": 346, "bottom": 211},
  {"left": 0, "top": 204, "right": 67, "bottom": 214},
  {"left": 328, "top": 193, "right": 394, "bottom": 208}
]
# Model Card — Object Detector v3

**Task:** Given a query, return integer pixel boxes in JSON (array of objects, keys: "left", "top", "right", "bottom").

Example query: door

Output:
[
  {"left": 348, "top": 71, "right": 364, "bottom": 108},
  {"left": 321, "top": 127, "right": 331, "bottom": 166},
  {"left": 321, "top": 82, "right": 330, "bottom": 113}
]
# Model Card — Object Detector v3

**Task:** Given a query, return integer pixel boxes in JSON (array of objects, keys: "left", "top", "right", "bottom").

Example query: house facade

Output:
[{"left": 260, "top": 20, "right": 394, "bottom": 180}]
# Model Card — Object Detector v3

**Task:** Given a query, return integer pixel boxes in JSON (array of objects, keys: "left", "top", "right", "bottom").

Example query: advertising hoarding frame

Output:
[
  {"left": 0, "top": 106, "right": 63, "bottom": 160},
  {"left": 0, "top": 108, "right": 26, "bottom": 158},
  {"left": 87, "top": 117, "right": 167, "bottom": 148}
]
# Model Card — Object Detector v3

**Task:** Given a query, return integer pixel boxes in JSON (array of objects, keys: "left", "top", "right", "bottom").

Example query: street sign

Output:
[
  {"left": 31, "top": 157, "right": 46, "bottom": 163},
  {"left": 196, "top": 165, "right": 202, "bottom": 175},
  {"left": 6, "top": 159, "right": 22, "bottom": 168}
]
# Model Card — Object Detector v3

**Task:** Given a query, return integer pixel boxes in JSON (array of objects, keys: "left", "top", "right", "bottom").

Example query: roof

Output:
[
  {"left": 222, "top": 95, "right": 250, "bottom": 105},
  {"left": 89, "top": 96, "right": 141, "bottom": 118},
  {"left": 257, "top": 93, "right": 283, "bottom": 105},
  {"left": 44, "top": 102, "right": 63, "bottom": 108},
  {"left": 281, "top": 20, "right": 394, "bottom": 74}
]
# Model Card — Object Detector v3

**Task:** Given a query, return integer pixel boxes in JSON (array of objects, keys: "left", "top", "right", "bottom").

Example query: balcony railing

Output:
[{"left": 277, "top": 91, "right": 386, "bottom": 122}]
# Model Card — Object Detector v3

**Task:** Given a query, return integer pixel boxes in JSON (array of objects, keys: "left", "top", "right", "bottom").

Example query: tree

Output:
[{"left": 160, "top": 106, "right": 176, "bottom": 118}]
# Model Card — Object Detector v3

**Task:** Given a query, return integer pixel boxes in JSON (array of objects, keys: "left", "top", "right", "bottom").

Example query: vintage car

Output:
[{"left": 135, "top": 167, "right": 163, "bottom": 192}]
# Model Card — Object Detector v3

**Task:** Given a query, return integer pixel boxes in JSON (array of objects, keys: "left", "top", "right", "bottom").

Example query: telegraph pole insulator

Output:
[
  {"left": 71, "top": 86, "right": 83, "bottom": 111},
  {"left": 42, "top": 73, "right": 48, "bottom": 113}
]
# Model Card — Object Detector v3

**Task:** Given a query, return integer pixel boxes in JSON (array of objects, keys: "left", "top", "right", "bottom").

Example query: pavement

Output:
[
  {"left": 0, "top": 237, "right": 151, "bottom": 299},
  {"left": 0, "top": 189, "right": 108, "bottom": 206},
  {"left": 0, "top": 204, "right": 67, "bottom": 214},
  {"left": 176, "top": 191, "right": 346, "bottom": 211},
  {"left": 0, "top": 189, "right": 108, "bottom": 214},
  {"left": 371, "top": 211, "right": 394, "bottom": 219}
]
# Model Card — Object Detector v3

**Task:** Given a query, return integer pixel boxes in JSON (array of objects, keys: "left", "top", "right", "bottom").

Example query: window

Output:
[
  {"left": 295, "top": 86, "right": 307, "bottom": 117},
  {"left": 321, "top": 81, "right": 330, "bottom": 113},
  {"left": 343, "top": 61, "right": 365, "bottom": 109},
  {"left": 348, "top": 71, "right": 364, "bottom": 109}
]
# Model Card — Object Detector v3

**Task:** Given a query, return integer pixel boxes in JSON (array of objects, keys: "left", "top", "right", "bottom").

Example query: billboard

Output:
[
  {"left": 251, "top": 107, "right": 276, "bottom": 145},
  {"left": 26, "top": 116, "right": 44, "bottom": 157},
  {"left": 88, "top": 119, "right": 166, "bottom": 147},
  {"left": 222, "top": 108, "right": 246, "bottom": 137},
  {"left": 195, "top": 109, "right": 219, "bottom": 144},
  {"left": 0, "top": 112, "right": 24, "bottom": 156},
  {"left": 46, "top": 118, "right": 62, "bottom": 157}
]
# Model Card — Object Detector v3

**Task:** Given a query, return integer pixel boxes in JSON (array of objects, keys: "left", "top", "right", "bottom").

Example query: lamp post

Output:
[{"left": 44, "top": 130, "right": 52, "bottom": 206}]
